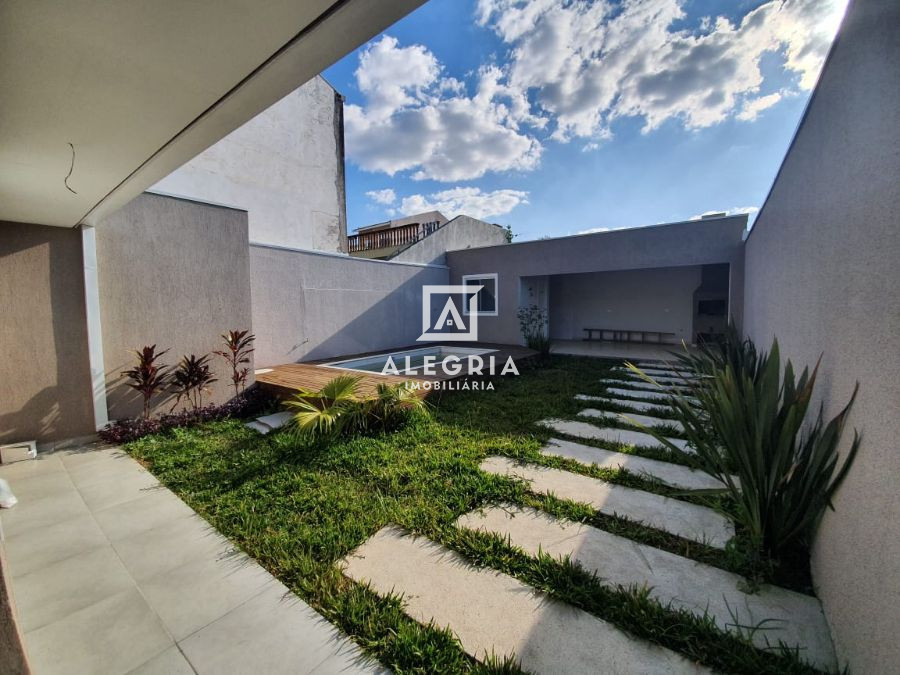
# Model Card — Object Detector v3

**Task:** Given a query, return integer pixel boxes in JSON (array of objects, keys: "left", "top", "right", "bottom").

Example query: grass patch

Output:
[{"left": 126, "top": 356, "right": 820, "bottom": 673}]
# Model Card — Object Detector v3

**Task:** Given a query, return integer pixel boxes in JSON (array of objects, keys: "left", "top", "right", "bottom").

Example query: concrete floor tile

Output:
[
  {"left": 0, "top": 453, "right": 66, "bottom": 482},
  {"left": 75, "top": 467, "right": 161, "bottom": 512},
  {"left": 24, "top": 588, "right": 173, "bottom": 675},
  {"left": 67, "top": 452, "right": 153, "bottom": 487},
  {"left": 0, "top": 470, "right": 75, "bottom": 502},
  {"left": 341, "top": 526, "right": 709, "bottom": 674},
  {"left": 5, "top": 513, "right": 108, "bottom": 577},
  {"left": 538, "top": 419, "right": 692, "bottom": 454},
  {"left": 577, "top": 408, "right": 685, "bottom": 433},
  {"left": 112, "top": 514, "right": 234, "bottom": 581},
  {"left": 0, "top": 486, "right": 90, "bottom": 539},
  {"left": 180, "top": 581, "right": 382, "bottom": 675},
  {"left": 57, "top": 445, "right": 129, "bottom": 470},
  {"left": 92, "top": 488, "right": 195, "bottom": 542},
  {"left": 11, "top": 546, "right": 136, "bottom": 633},
  {"left": 142, "top": 552, "right": 275, "bottom": 640},
  {"left": 540, "top": 439, "right": 722, "bottom": 491},
  {"left": 481, "top": 457, "right": 733, "bottom": 548},
  {"left": 457, "top": 506, "right": 835, "bottom": 671},
  {"left": 127, "top": 646, "right": 195, "bottom": 675}
]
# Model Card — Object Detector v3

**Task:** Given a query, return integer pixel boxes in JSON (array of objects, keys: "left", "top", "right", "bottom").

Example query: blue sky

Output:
[{"left": 324, "top": 0, "right": 846, "bottom": 240}]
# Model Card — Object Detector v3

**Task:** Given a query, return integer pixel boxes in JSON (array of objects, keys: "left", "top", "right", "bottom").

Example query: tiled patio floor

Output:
[
  {"left": 0, "top": 443, "right": 382, "bottom": 675},
  {"left": 551, "top": 339, "right": 690, "bottom": 361}
]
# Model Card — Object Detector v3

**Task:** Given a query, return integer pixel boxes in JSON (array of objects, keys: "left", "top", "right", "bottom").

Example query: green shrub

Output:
[
  {"left": 632, "top": 338, "right": 860, "bottom": 560},
  {"left": 285, "top": 375, "right": 427, "bottom": 441},
  {"left": 517, "top": 304, "right": 551, "bottom": 358}
]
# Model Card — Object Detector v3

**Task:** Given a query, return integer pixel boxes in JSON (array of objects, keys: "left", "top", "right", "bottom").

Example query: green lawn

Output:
[{"left": 126, "top": 356, "right": 821, "bottom": 674}]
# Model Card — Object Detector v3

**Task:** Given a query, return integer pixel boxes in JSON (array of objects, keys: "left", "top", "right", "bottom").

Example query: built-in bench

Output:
[{"left": 583, "top": 328, "right": 675, "bottom": 344}]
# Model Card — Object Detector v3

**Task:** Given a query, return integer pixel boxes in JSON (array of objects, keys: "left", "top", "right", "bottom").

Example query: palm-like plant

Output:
[
  {"left": 284, "top": 376, "right": 427, "bottom": 441},
  {"left": 369, "top": 382, "right": 428, "bottom": 432},
  {"left": 170, "top": 354, "right": 218, "bottom": 411},
  {"left": 214, "top": 330, "right": 255, "bottom": 397},
  {"left": 284, "top": 375, "right": 364, "bottom": 440},
  {"left": 632, "top": 340, "right": 860, "bottom": 559},
  {"left": 122, "top": 345, "right": 169, "bottom": 420}
]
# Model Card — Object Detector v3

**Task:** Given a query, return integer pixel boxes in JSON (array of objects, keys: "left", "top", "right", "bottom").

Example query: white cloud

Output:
[
  {"left": 354, "top": 36, "right": 438, "bottom": 122},
  {"left": 737, "top": 92, "right": 783, "bottom": 121},
  {"left": 345, "top": 37, "right": 543, "bottom": 182},
  {"left": 576, "top": 226, "right": 612, "bottom": 235},
  {"left": 396, "top": 187, "right": 528, "bottom": 220},
  {"left": 477, "top": 0, "right": 846, "bottom": 138},
  {"left": 346, "top": 1, "right": 846, "bottom": 180},
  {"left": 365, "top": 188, "right": 396, "bottom": 205}
]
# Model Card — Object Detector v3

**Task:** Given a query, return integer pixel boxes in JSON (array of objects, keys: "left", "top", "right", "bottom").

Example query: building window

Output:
[{"left": 462, "top": 273, "right": 498, "bottom": 316}]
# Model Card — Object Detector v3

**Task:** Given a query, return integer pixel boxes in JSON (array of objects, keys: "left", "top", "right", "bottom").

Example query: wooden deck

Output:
[{"left": 255, "top": 343, "right": 537, "bottom": 399}]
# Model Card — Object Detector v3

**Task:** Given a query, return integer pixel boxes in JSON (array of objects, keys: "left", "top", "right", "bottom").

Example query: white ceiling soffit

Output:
[{"left": 0, "top": 0, "right": 427, "bottom": 228}]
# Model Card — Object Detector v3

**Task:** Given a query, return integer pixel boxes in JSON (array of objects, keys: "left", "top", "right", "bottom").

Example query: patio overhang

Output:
[{"left": 0, "top": 0, "right": 426, "bottom": 228}]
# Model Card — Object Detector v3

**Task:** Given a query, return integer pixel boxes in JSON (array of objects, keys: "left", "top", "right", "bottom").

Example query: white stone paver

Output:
[
  {"left": 457, "top": 506, "right": 836, "bottom": 671},
  {"left": 575, "top": 394, "right": 670, "bottom": 414},
  {"left": 481, "top": 457, "right": 733, "bottom": 548},
  {"left": 246, "top": 411, "right": 293, "bottom": 435},
  {"left": 631, "top": 367, "right": 694, "bottom": 379},
  {"left": 538, "top": 419, "right": 693, "bottom": 454},
  {"left": 606, "top": 387, "right": 699, "bottom": 406},
  {"left": 600, "top": 379, "right": 687, "bottom": 393},
  {"left": 341, "top": 525, "right": 710, "bottom": 675},
  {"left": 541, "top": 439, "right": 721, "bottom": 490},
  {"left": 578, "top": 408, "right": 685, "bottom": 433},
  {"left": 0, "top": 443, "right": 381, "bottom": 675}
]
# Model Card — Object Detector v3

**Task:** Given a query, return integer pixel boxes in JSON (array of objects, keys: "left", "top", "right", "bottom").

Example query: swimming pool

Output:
[{"left": 325, "top": 346, "right": 497, "bottom": 375}]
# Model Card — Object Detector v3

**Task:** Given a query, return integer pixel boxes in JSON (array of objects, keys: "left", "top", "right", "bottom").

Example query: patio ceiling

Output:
[{"left": 0, "top": 0, "right": 425, "bottom": 228}]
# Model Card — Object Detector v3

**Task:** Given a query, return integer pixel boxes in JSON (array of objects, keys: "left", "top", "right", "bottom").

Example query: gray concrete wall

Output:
[
  {"left": 448, "top": 216, "right": 746, "bottom": 345},
  {"left": 151, "top": 76, "right": 346, "bottom": 252},
  {"left": 549, "top": 267, "right": 703, "bottom": 343},
  {"left": 0, "top": 223, "right": 95, "bottom": 442},
  {"left": 394, "top": 215, "right": 509, "bottom": 266},
  {"left": 96, "top": 194, "right": 253, "bottom": 420},
  {"left": 250, "top": 244, "right": 448, "bottom": 366},
  {"left": 742, "top": 1, "right": 900, "bottom": 671}
]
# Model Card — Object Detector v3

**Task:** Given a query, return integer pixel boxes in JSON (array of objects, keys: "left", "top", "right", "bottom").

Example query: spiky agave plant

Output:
[
  {"left": 170, "top": 354, "right": 218, "bottom": 411},
  {"left": 122, "top": 345, "right": 170, "bottom": 420},
  {"left": 284, "top": 374, "right": 364, "bottom": 440},
  {"left": 633, "top": 339, "right": 860, "bottom": 560},
  {"left": 214, "top": 330, "right": 255, "bottom": 397}
]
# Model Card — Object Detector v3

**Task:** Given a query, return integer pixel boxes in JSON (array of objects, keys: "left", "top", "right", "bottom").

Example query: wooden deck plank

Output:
[{"left": 256, "top": 343, "right": 536, "bottom": 399}]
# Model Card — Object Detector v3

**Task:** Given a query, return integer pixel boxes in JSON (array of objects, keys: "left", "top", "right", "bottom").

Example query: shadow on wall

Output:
[
  {"left": 250, "top": 246, "right": 449, "bottom": 366},
  {"left": 0, "top": 224, "right": 94, "bottom": 443}
]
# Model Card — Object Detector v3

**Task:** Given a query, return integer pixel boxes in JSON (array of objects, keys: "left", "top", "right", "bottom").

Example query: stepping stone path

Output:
[
  {"left": 537, "top": 419, "right": 693, "bottom": 454},
  {"left": 480, "top": 457, "right": 733, "bottom": 548},
  {"left": 576, "top": 394, "right": 670, "bottom": 414},
  {"left": 340, "top": 526, "right": 711, "bottom": 675},
  {"left": 578, "top": 408, "right": 685, "bottom": 433},
  {"left": 457, "top": 506, "right": 836, "bottom": 672},
  {"left": 336, "top": 358, "right": 833, "bottom": 672},
  {"left": 541, "top": 439, "right": 722, "bottom": 490}
]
